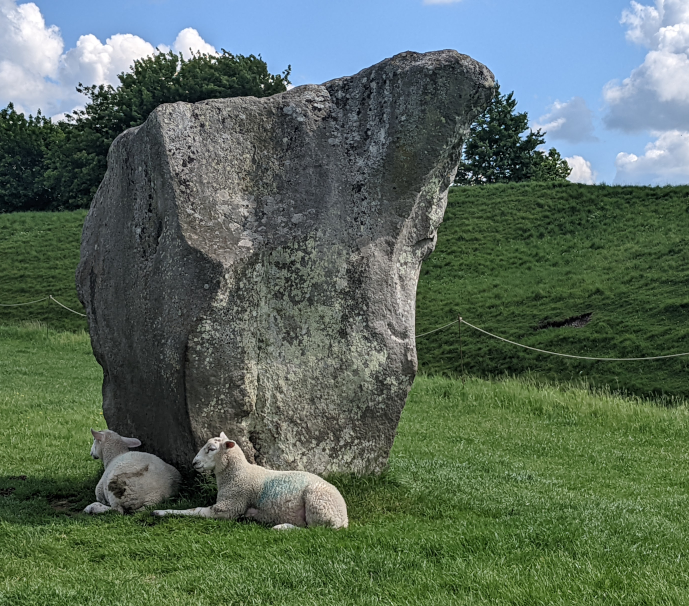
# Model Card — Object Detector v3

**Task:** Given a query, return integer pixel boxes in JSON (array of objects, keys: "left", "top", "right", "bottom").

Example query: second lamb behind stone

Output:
[
  {"left": 153, "top": 432, "right": 348, "bottom": 529},
  {"left": 84, "top": 429, "right": 181, "bottom": 514}
]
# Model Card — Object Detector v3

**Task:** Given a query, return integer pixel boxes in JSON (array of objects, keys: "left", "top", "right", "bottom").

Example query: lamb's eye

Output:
[{"left": 208, "top": 446, "right": 217, "bottom": 452}]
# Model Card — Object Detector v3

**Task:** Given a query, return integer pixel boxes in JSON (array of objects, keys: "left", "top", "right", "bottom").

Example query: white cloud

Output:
[
  {"left": 533, "top": 97, "right": 597, "bottom": 143},
  {"left": 59, "top": 33, "right": 157, "bottom": 89},
  {"left": 614, "top": 129, "right": 689, "bottom": 184},
  {"left": 0, "top": 0, "right": 62, "bottom": 75},
  {"left": 0, "top": 0, "right": 216, "bottom": 118},
  {"left": 565, "top": 156, "right": 597, "bottom": 185},
  {"left": 49, "top": 108, "right": 80, "bottom": 123},
  {"left": 0, "top": 0, "right": 63, "bottom": 114},
  {"left": 621, "top": 0, "right": 662, "bottom": 46},
  {"left": 170, "top": 27, "right": 217, "bottom": 57},
  {"left": 604, "top": 0, "right": 689, "bottom": 132}
]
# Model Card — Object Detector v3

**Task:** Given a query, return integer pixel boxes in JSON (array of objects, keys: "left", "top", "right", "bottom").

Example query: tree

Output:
[
  {"left": 44, "top": 50, "right": 291, "bottom": 210},
  {"left": 0, "top": 104, "right": 63, "bottom": 212},
  {"left": 454, "top": 84, "right": 571, "bottom": 185},
  {"left": 532, "top": 147, "right": 572, "bottom": 182}
]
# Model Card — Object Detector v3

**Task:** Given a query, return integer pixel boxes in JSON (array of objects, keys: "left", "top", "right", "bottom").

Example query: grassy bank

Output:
[
  {"left": 0, "top": 210, "right": 87, "bottom": 332},
  {"left": 2, "top": 325, "right": 689, "bottom": 604},
  {"left": 417, "top": 182, "right": 689, "bottom": 398},
  {"left": 2, "top": 183, "right": 689, "bottom": 397}
]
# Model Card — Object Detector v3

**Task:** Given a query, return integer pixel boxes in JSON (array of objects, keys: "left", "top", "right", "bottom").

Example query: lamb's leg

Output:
[
  {"left": 154, "top": 499, "right": 247, "bottom": 520},
  {"left": 242, "top": 506, "right": 299, "bottom": 530},
  {"left": 152, "top": 506, "right": 215, "bottom": 518},
  {"left": 84, "top": 502, "right": 113, "bottom": 514},
  {"left": 95, "top": 477, "right": 107, "bottom": 505}
]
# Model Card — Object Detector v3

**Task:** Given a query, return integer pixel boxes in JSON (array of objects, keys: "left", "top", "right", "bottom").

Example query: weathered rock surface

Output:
[{"left": 77, "top": 50, "right": 494, "bottom": 474}]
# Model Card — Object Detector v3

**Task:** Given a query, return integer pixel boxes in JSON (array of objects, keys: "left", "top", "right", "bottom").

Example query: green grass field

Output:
[
  {"left": 0, "top": 210, "right": 87, "bottom": 332},
  {"left": 417, "top": 182, "right": 689, "bottom": 398},
  {"left": 2, "top": 324, "right": 689, "bottom": 605},
  {"left": 2, "top": 183, "right": 689, "bottom": 398}
]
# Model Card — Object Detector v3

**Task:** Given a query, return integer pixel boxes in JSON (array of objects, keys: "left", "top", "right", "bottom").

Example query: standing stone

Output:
[{"left": 77, "top": 50, "right": 494, "bottom": 474}]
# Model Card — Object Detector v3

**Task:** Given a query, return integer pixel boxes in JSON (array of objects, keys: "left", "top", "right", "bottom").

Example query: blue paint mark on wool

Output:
[{"left": 258, "top": 474, "right": 310, "bottom": 507}]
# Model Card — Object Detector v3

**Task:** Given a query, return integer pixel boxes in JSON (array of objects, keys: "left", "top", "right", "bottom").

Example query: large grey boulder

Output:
[{"left": 77, "top": 50, "right": 494, "bottom": 474}]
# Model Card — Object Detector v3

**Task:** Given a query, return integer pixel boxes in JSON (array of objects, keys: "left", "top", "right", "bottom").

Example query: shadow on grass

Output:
[
  {"left": 327, "top": 470, "right": 428, "bottom": 524},
  {"left": 0, "top": 470, "right": 213, "bottom": 523},
  {"left": 0, "top": 472, "right": 98, "bottom": 522},
  {"left": 0, "top": 467, "right": 428, "bottom": 528}
]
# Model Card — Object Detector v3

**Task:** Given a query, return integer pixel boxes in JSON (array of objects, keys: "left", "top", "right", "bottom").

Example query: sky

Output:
[{"left": 1, "top": 0, "right": 688, "bottom": 186}]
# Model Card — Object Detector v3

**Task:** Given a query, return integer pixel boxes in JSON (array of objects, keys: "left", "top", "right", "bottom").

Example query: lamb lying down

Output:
[
  {"left": 84, "top": 429, "right": 181, "bottom": 514},
  {"left": 153, "top": 432, "right": 348, "bottom": 529}
]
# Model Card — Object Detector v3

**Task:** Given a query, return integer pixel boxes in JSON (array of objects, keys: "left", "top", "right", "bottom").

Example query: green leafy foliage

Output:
[
  {"left": 44, "top": 50, "right": 290, "bottom": 210},
  {"left": 455, "top": 85, "right": 571, "bottom": 185},
  {"left": 2, "top": 51, "right": 290, "bottom": 212},
  {"left": 114, "top": 50, "right": 290, "bottom": 126},
  {"left": 532, "top": 147, "right": 572, "bottom": 182},
  {"left": 0, "top": 104, "right": 63, "bottom": 212},
  {"left": 2, "top": 329, "right": 689, "bottom": 604}
]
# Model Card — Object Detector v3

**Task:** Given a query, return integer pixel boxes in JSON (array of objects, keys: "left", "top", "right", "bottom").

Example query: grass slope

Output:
[
  {"left": 2, "top": 183, "right": 689, "bottom": 398},
  {"left": 0, "top": 210, "right": 87, "bottom": 332},
  {"left": 417, "top": 182, "right": 689, "bottom": 398},
  {"left": 2, "top": 325, "right": 689, "bottom": 604}
]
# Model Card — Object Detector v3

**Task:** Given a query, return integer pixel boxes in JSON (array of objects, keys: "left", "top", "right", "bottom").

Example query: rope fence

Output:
[
  {"left": 2, "top": 295, "right": 688, "bottom": 361},
  {"left": 416, "top": 315, "right": 689, "bottom": 362},
  {"left": 414, "top": 320, "right": 459, "bottom": 339},
  {"left": 0, "top": 296, "right": 49, "bottom": 307},
  {"left": 48, "top": 295, "right": 86, "bottom": 317},
  {"left": 0, "top": 295, "right": 86, "bottom": 317}
]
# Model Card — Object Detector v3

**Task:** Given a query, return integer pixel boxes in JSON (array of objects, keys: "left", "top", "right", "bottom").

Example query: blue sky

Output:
[{"left": 2, "top": 0, "right": 688, "bottom": 185}]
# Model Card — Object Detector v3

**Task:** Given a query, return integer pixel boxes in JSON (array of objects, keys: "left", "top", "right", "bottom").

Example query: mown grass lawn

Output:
[{"left": 2, "top": 324, "right": 689, "bottom": 605}]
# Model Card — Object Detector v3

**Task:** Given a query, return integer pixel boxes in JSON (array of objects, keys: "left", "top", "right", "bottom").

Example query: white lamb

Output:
[
  {"left": 84, "top": 429, "right": 181, "bottom": 514},
  {"left": 153, "top": 432, "right": 348, "bottom": 529}
]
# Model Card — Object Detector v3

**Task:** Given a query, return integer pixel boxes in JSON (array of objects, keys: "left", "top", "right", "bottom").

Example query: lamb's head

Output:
[
  {"left": 192, "top": 432, "right": 246, "bottom": 472},
  {"left": 89, "top": 428, "right": 141, "bottom": 459}
]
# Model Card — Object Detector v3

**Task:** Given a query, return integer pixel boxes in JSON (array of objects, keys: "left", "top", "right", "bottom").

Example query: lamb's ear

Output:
[
  {"left": 90, "top": 428, "right": 104, "bottom": 441},
  {"left": 121, "top": 437, "right": 142, "bottom": 449},
  {"left": 219, "top": 431, "right": 229, "bottom": 441},
  {"left": 224, "top": 440, "right": 236, "bottom": 449}
]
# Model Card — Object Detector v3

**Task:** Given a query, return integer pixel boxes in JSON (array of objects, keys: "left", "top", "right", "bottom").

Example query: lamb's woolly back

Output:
[
  {"left": 84, "top": 429, "right": 181, "bottom": 515},
  {"left": 154, "top": 431, "right": 348, "bottom": 529}
]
